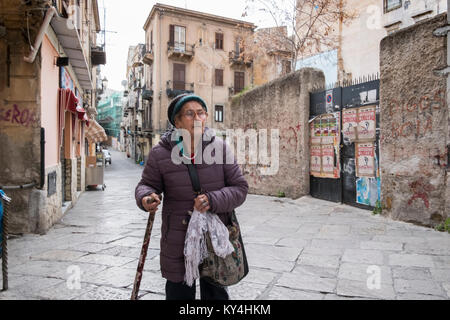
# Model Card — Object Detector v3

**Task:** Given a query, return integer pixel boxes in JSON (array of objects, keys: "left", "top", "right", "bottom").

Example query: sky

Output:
[{"left": 100, "top": 0, "right": 273, "bottom": 91}]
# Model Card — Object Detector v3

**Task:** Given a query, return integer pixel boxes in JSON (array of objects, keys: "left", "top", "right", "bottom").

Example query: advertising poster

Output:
[
  {"left": 310, "top": 121, "right": 321, "bottom": 145},
  {"left": 321, "top": 144, "right": 335, "bottom": 175},
  {"left": 60, "top": 67, "right": 75, "bottom": 91},
  {"left": 320, "top": 113, "right": 340, "bottom": 145},
  {"left": 357, "top": 105, "right": 376, "bottom": 140},
  {"left": 356, "top": 142, "right": 375, "bottom": 177},
  {"left": 320, "top": 115, "right": 331, "bottom": 145},
  {"left": 314, "top": 118, "right": 322, "bottom": 143},
  {"left": 342, "top": 108, "right": 358, "bottom": 141},
  {"left": 310, "top": 145, "right": 322, "bottom": 176}
]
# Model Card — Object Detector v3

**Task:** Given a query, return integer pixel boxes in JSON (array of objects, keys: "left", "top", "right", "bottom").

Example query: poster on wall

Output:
[
  {"left": 313, "top": 117, "right": 322, "bottom": 144},
  {"left": 357, "top": 105, "right": 376, "bottom": 140},
  {"left": 356, "top": 177, "right": 381, "bottom": 206},
  {"left": 342, "top": 108, "right": 358, "bottom": 142},
  {"left": 60, "top": 67, "right": 75, "bottom": 91},
  {"left": 310, "top": 121, "right": 321, "bottom": 145},
  {"left": 321, "top": 144, "right": 335, "bottom": 176},
  {"left": 320, "top": 113, "right": 340, "bottom": 145},
  {"left": 310, "top": 145, "right": 322, "bottom": 176},
  {"left": 356, "top": 142, "right": 375, "bottom": 177}
]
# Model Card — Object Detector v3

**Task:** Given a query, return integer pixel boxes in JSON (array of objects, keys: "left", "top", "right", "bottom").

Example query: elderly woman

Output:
[{"left": 135, "top": 93, "right": 248, "bottom": 300}]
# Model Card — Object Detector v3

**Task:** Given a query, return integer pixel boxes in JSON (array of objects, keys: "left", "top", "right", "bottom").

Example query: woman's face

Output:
[{"left": 174, "top": 101, "right": 208, "bottom": 144}]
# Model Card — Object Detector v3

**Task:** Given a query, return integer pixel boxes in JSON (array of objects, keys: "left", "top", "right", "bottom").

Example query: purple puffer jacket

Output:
[{"left": 135, "top": 127, "right": 249, "bottom": 283}]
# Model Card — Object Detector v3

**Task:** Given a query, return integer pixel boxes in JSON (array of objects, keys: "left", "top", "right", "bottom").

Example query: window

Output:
[
  {"left": 384, "top": 0, "right": 402, "bottom": 13},
  {"left": 170, "top": 25, "right": 186, "bottom": 52},
  {"left": 215, "top": 33, "right": 224, "bottom": 50},
  {"left": 215, "top": 69, "right": 223, "bottom": 86},
  {"left": 234, "top": 71, "right": 245, "bottom": 93},
  {"left": 215, "top": 105, "right": 224, "bottom": 123},
  {"left": 282, "top": 60, "right": 291, "bottom": 75},
  {"left": 173, "top": 63, "right": 185, "bottom": 90}
]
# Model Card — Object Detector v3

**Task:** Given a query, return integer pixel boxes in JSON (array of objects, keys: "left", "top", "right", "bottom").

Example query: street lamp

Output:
[{"left": 102, "top": 77, "right": 108, "bottom": 92}]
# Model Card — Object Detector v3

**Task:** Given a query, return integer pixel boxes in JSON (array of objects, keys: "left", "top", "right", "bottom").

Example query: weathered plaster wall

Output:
[
  {"left": 40, "top": 35, "right": 59, "bottom": 167},
  {"left": 230, "top": 68, "right": 325, "bottom": 198},
  {"left": 380, "top": 14, "right": 449, "bottom": 226},
  {"left": 0, "top": 20, "right": 42, "bottom": 233}
]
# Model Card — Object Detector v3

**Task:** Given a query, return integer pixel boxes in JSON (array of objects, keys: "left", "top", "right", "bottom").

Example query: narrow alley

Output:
[{"left": 1, "top": 150, "right": 449, "bottom": 300}]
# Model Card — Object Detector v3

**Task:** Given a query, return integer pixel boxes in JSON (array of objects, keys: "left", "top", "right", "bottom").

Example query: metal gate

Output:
[{"left": 309, "top": 77, "right": 380, "bottom": 210}]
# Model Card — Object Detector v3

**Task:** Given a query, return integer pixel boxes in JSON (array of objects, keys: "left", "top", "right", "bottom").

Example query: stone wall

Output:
[
  {"left": 0, "top": 11, "right": 41, "bottom": 234},
  {"left": 38, "top": 164, "right": 63, "bottom": 234},
  {"left": 77, "top": 157, "right": 82, "bottom": 192},
  {"left": 64, "top": 158, "right": 78, "bottom": 202},
  {"left": 380, "top": 13, "right": 449, "bottom": 226},
  {"left": 230, "top": 68, "right": 325, "bottom": 198}
]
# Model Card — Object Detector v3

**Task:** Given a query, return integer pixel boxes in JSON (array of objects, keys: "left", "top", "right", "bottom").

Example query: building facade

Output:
[
  {"left": 141, "top": 3, "right": 256, "bottom": 135},
  {"left": 295, "top": 0, "right": 447, "bottom": 85},
  {"left": 0, "top": 0, "right": 105, "bottom": 234}
]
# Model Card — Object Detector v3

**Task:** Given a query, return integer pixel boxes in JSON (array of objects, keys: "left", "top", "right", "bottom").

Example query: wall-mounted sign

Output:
[
  {"left": 356, "top": 142, "right": 375, "bottom": 177},
  {"left": 326, "top": 90, "right": 333, "bottom": 112}
]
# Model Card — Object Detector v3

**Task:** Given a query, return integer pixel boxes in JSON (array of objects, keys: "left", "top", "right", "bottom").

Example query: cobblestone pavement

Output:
[{"left": 1, "top": 150, "right": 449, "bottom": 300}]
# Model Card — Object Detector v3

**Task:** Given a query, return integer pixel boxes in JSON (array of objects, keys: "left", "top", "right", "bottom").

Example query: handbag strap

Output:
[{"left": 186, "top": 162, "right": 202, "bottom": 195}]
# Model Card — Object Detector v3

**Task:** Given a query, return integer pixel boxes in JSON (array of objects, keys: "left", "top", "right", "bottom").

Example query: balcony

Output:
[
  {"left": 166, "top": 80, "right": 194, "bottom": 98},
  {"left": 143, "top": 44, "right": 154, "bottom": 65},
  {"left": 142, "top": 89, "right": 153, "bottom": 101},
  {"left": 229, "top": 50, "right": 252, "bottom": 68},
  {"left": 167, "top": 42, "right": 195, "bottom": 62}
]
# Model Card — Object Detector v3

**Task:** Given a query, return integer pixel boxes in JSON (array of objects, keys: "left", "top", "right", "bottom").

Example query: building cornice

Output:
[{"left": 143, "top": 3, "right": 256, "bottom": 31}]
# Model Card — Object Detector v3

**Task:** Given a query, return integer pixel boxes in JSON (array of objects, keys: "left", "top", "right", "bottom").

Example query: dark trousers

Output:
[{"left": 165, "top": 278, "right": 229, "bottom": 300}]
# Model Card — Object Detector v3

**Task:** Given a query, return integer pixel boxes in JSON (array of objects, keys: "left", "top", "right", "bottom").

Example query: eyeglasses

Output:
[{"left": 182, "top": 110, "right": 207, "bottom": 120}]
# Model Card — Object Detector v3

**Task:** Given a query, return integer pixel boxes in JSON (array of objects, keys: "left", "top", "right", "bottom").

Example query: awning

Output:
[
  {"left": 86, "top": 120, "right": 107, "bottom": 143},
  {"left": 76, "top": 105, "right": 86, "bottom": 120},
  {"left": 59, "top": 88, "right": 78, "bottom": 113},
  {"left": 51, "top": 15, "right": 93, "bottom": 90}
]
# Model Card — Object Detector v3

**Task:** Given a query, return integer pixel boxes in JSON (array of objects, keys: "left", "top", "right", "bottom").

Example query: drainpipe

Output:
[
  {"left": 41, "top": 127, "right": 46, "bottom": 189},
  {"left": 24, "top": 6, "right": 58, "bottom": 63}
]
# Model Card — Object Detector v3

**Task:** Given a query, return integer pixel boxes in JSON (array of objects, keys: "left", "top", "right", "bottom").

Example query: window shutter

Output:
[
  {"left": 169, "top": 25, "right": 175, "bottom": 46},
  {"left": 173, "top": 63, "right": 185, "bottom": 90},
  {"left": 215, "top": 33, "right": 224, "bottom": 50},
  {"left": 215, "top": 69, "right": 223, "bottom": 86},
  {"left": 234, "top": 72, "right": 244, "bottom": 93}
]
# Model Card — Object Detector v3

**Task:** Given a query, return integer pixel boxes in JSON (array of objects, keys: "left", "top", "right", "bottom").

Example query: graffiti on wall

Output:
[
  {"left": 407, "top": 180, "right": 434, "bottom": 209},
  {"left": 0, "top": 104, "right": 38, "bottom": 127},
  {"left": 386, "top": 89, "right": 445, "bottom": 140}
]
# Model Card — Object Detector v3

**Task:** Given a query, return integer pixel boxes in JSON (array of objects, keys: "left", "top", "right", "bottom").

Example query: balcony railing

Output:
[
  {"left": 168, "top": 42, "right": 195, "bottom": 62},
  {"left": 166, "top": 80, "right": 194, "bottom": 98},
  {"left": 143, "top": 44, "right": 154, "bottom": 65},
  {"left": 229, "top": 50, "right": 252, "bottom": 68},
  {"left": 142, "top": 89, "right": 153, "bottom": 101}
]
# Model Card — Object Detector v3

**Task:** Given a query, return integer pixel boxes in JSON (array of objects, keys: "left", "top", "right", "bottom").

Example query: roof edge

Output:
[{"left": 143, "top": 3, "right": 256, "bottom": 31}]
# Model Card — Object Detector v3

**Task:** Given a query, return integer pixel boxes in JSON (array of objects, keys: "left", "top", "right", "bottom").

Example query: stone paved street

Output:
[{"left": 1, "top": 150, "right": 449, "bottom": 300}]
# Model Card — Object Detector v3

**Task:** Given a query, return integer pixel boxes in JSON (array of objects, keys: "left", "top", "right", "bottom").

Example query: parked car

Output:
[{"left": 102, "top": 149, "right": 111, "bottom": 165}]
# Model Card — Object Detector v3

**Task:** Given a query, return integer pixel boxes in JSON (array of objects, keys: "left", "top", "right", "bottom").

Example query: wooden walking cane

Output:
[{"left": 131, "top": 195, "right": 161, "bottom": 300}]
